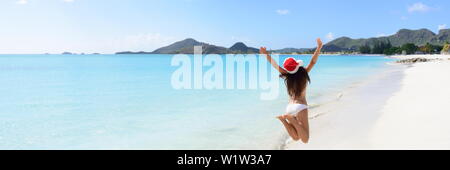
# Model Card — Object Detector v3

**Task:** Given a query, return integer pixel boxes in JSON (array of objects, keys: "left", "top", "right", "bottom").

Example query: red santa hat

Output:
[{"left": 283, "top": 57, "right": 304, "bottom": 74}]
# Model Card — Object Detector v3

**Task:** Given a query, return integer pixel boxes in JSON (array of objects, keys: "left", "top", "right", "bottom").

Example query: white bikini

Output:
[{"left": 286, "top": 103, "right": 308, "bottom": 115}]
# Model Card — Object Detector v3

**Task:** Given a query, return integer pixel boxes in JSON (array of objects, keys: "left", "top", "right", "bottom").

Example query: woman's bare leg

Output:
[
  {"left": 286, "top": 111, "right": 309, "bottom": 143},
  {"left": 286, "top": 110, "right": 310, "bottom": 143},
  {"left": 285, "top": 114, "right": 302, "bottom": 130},
  {"left": 296, "top": 110, "right": 310, "bottom": 143},
  {"left": 277, "top": 115, "right": 299, "bottom": 141}
]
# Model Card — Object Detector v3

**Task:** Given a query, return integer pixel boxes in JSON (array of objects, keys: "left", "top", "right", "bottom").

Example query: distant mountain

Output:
[
  {"left": 115, "top": 28, "right": 450, "bottom": 54},
  {"left": 229, "top": 42, "right": 259, "bottom": 54},
  {"left": 324, "top": 28, "right": 450, "bottom": 52},
  {"left": 433, "top": 29, "right": 450, "bottom": 44},
  {"left": 271, "top": 48, "right": 312, "bottom": 54},
  {"left": 117, "top": 38, "right": 261, "bottom": 54},
  {"left": 151, "top": 38, "right": 229, "bottom": 54},
  {"left": 116, "top": 51, "right": 153, "bottom": 54},
  {"left": 153, "top": 38, "right": 202, "bottom": 54}
]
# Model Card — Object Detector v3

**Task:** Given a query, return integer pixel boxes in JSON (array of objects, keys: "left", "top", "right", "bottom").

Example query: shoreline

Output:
[
  {"left": 286, "top": 54, "right": 450, "bottom": 149},
  {"left": 390, "top": 54, "right": 450, "bottom": 59}
]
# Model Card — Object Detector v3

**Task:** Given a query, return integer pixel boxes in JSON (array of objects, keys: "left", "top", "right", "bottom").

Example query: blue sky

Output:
[{"left": 0, "top": 0, "right": 448, "bottom": 54}]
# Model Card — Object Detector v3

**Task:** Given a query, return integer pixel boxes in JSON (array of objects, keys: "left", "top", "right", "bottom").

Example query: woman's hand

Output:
[
  {"left": 316, "top": 38, "right": 323, "bottom": 49},
  {"left": 260, "top": 47, "right": 268, "bottom": 54},
  {"left": 260, "top": 46, "right": 287, "bottom": 74},
  {"left": 306, "top": 38, "right": 322, "bottom": 73}
]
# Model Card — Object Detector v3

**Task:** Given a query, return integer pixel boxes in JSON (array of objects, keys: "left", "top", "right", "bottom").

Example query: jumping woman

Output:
[{"left": 260, "top": 38, "right": 323, "bottom": 143}]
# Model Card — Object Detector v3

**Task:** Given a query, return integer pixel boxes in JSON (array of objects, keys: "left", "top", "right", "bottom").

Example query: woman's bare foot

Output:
[{"left": 276, "top": 114, "right": 287, "bottom": 120}]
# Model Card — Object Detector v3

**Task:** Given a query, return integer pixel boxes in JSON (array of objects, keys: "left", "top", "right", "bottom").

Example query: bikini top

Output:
[{"left": 286, "top": 104, "right": 308, "bottom": 115}]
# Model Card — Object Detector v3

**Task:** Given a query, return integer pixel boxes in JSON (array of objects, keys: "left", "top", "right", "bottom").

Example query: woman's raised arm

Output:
[
  {"left": 260, "top": 47, "right": 288, "bottom": 74},
  {"left": 306, "top": 38, "right": 323, "bottom": 73}
]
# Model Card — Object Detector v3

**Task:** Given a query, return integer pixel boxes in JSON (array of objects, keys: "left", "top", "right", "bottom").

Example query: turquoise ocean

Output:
[{"left": 0, "top": 54, "right": 395, "bottom": 149}]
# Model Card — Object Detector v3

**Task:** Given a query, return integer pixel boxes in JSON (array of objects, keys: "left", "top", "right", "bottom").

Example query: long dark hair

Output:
[{"left": 280, "top": 67, "right": 310, "bottom": 99}]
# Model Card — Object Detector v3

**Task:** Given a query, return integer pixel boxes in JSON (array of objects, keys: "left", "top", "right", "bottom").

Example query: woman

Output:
[{"left": 260, "top": 38, "right": 323, "bottom": 143}]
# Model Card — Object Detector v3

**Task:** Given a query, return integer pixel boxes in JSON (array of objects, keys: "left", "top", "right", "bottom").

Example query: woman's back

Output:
[{"left": 289, "top": 87, "right": 307, "bottom": 105}]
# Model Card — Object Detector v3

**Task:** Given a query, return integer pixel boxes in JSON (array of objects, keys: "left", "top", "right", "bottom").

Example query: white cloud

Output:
[
  {"left": 408, "top": 2, "right": 431, "bottom": 13},
  {"left": 377, "top": 33, "right": 387, "bottom": 37},
  {"left": 276, "top": 9, "right": 290, "bottom": 15},
  {"left": 326, "top": 32, "right": 334, "bottom": 41},
  {"left": 438, "top": 24, "right": 447, "bottom": 31},
  {"left": 377, "top": 32, "right": 395, "bottom": 37},
  {"left": 16, "top": 0, "right": 27, "bottom": 5}
]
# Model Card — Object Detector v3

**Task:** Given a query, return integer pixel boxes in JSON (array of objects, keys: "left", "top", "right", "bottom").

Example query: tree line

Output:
[{"left": 359, "top": 40, "right": 448, "bottom": 55}]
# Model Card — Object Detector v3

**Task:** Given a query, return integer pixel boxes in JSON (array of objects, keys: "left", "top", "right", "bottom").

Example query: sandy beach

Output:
[
  {"left": 286, "top": 55, "right": 450, "bottom": 150},
  {"left": 390, "top": 54, "right": 450, "bottom": 60}
]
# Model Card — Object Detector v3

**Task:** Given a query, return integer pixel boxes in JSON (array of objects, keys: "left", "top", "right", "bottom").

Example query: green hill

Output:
[
  {"left": 271, "top": 48, "right": 312, "bottom": 54},
  {"left": 324, "top": 28, "right": 450, "bottom": 52},
  {"left": 152, "top": 38, "right": 229, "bottom": 54},
  {"left": 115, "top": 28, "right": 450, "bottom": 54},
  {"left": 229, "top": 42, "right": 259, "bottom": 54},
  {"left": 119, "top": 38, "right": 263, "bottom": 54}
]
